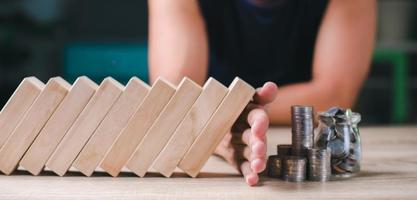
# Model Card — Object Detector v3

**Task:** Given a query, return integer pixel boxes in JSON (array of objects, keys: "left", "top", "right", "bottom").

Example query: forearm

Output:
[
  {"left": 267, "top": 0, "right": 376, "bottom": 125},
  {"left": 267, "top": 80, "right": 356, "bottom": 125},
  {"left": 148, "top": 0, "right": 208, "bottom": 85}
]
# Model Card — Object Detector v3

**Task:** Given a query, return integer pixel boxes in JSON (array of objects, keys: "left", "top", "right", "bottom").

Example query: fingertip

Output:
[
  {"left": 246, "top": 173, "right": 259, "bottom": 186},
  {"left": 254, "top": 82, "right": 278, "bottom": 105},
  {"left": 241, "top": 161, "right": 260, "bottom": 186},
  {"left": 257, "top": 82, "right": 277, "bottom": 95},
  {"left": 263, "top": 82, "right": 278, "bottom": 92}
]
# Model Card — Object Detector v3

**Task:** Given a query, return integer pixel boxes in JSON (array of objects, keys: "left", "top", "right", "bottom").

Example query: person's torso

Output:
[{"left": 200, "top": 0, "right": 328, "bottom": 87}]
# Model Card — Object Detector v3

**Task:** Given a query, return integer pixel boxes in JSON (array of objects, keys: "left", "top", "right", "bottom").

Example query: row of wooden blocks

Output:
[{"left": 0, "top": 76, "right": 255, "bottom": 178}]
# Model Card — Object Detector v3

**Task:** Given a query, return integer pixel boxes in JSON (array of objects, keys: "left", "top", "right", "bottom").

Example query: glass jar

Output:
[{"left": 315, "top": 107, "right": 362, "bottom": 178}]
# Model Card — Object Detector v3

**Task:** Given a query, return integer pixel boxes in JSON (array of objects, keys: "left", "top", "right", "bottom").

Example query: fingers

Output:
[
  {"left": 242, "top": 129, "right": 266, "bottom": 174},
  {"left": 252, "top": 141, "right": 266, "bottom": 158},
  {"left": 242, "top": 147, "right": 266, "bottom": 173},
  {"left": 242, "top": 129, "right": 265, "bottom": 158},
  {"left": 230, "top": 82, "right": 276, "bottom": 187},
  {"left": 240, "top": 161, "right": 259, "bottom": 186},
  {"left": 247, "top": 108, "right": 268, "bottom": 174},
  {"left": 247, "top": 108, "right": 269, "bottom": 139},
  {"left": 241, "top": 129, "right": 251, "bottom": 145},
  {"left": 242, "top": 144, "right": 265, "bottom": 160},
  {"left": 253, "top": 82, "right": 278, "bottom": 106},
  {"left": 251, "top": 157, "right": 266, "bottom": 174}
]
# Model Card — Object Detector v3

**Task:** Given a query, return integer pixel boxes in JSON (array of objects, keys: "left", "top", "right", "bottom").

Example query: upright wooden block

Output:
[
  {"left": 152, "top": 78, "right": 228, "bottom": 177},
  {"left": 0, "top": 77, "right": 70, "bottom": 175},
  {"left": 19, "top": 77, "right": 98, "bottom": 175},
  {"left": 45, "top": 77, "right": 124, "bottom": 176},
  {"left": 126, "top": 78, "right": 202, "bottom": 177},
  {"left": 100, "top": 78, "right": 176, "bottom": 177},
  {"left": 72, "top": 77, "right": 150, "bottom": 176},
  {"left": 178, "top": 77, "right": 255, "bottom": 177},
  {"left": 0, "top": 77, "right": 44, "bottom": 149}
]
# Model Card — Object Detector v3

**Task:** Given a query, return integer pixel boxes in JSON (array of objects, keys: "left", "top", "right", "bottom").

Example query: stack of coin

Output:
[
  {"left": 282, "top": 156, "right": 307, "bottom": 182},
  {"left": 308, "top": 148, "right": 331, "bottom": 181},
  {"left": 267, "top": 155, "right": 282, "bottom": 178},
  {"left": 277, "top": 144, "right": 292, "bottom": 157},
  {"left": 291, "top": 105, "right": 314, "bottom": 156}
]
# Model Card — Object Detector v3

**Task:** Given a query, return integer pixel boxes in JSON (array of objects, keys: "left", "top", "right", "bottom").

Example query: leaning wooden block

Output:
[
  {"left": 0, "top": 77, "right": 70, "bottom": 175},
  {"left": 72, "top": 77, "right": 150, "bottom": 176},
  {"left": 152, "top": 78, "right": 228, "bottom": 177},
  {"left": 20, "top": 77, "right": 98, "bottom": 175},
  {"left": 100, "top": 78, "right": 176, "bottom": 177},
  {"left": 45, "top": 77, "right": 124, "bottom": 176},
  {"left": 178, "top": 77, "right": 255, "bottom": 177},
  {"left": 0, "top": 77, "right": 44, "bottom": 149},
  {"left": 126, "top": 77, "right": 202, "bottom": 177}
]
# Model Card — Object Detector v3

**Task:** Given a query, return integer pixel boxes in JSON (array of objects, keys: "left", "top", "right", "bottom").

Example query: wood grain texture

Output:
[
  {"left": 20, "top": 77, "right": 98, "bottom": 175},
  {"left": 100, "top": 78, "right": 176, "bottom": 177},
  {"left": 1, "top": 126, "right": 416, "bottom": 200},
  {"left": 0, "top": 77, "right": 45, "bottom": 148},
  {"left": 73, "top": 77, "right": 150, "bottom": 176},
  {"left": 126, "top": 78, "right": 202, "bottom": 177},
  {"left": 179, "top": 77, "right": 255, "bottom": 177},
  {"left": 46, "top": 77, "right": 124, "bottom": 176},
  {"left": 0, "top": 77, "right": 70, "bottom": 175},
  {"left": 152, "top": 77, "right": 228, "bottom": 177}
]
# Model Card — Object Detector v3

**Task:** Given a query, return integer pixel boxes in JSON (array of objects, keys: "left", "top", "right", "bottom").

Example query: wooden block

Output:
[
  {"left": 45, "top": 77, "right": 124, "bottom": 176},
  {"left": 178, "top": 77, "right": 255, "bottom": 177},
  {"left": 126, "top": 78, "right": 202, "bottom": 177},
  {"left": 0, "top": 77, "right": 45, "bottom": 149},
  {"left": 19, "top": 77, "right": 98, "bottom": 175},
  {"left": 0, "top": 77, "right": 70, "bottom": 175},
  {"left": 72, "top": 77, "right": 150, "bottom": 176},
  {"left": 100, "top": 78, "right": 176, "bottom": 177},
  {"left": 152, "top": 78, "right": 228, "bottom": 177}
]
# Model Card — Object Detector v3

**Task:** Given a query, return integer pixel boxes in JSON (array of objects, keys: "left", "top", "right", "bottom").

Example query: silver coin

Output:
[
  {"left": 282, "top": 156, "right": 307, "bottom": 182},
  {"left": 291, "top": 105, "right": 314, "bottom": 157},
  {"left": 308, "top": 148, "right": 331, "bottom": 181}
]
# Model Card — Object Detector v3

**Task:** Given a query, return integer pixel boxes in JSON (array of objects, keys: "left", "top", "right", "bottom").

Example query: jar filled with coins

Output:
[{"left": 315, "top": 107, "right": 362, "bottom": 178}]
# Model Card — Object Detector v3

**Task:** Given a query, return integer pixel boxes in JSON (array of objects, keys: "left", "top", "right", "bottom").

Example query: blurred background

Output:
[{"left": 0, "top": 0, "right": 416, "bottom": 125}]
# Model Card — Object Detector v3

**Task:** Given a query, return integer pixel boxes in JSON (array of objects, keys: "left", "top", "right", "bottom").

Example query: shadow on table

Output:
[
  {"left": 257, "top": 170, "right": 406, "bottom": 189},
  {"left": 9, "top": 170, "right": 400, "bottom": 180},
  {"left": 354, "top": 170, "right": 405, "bottom": 179},
  {"left": 5, "top": 169, "right": 241, "bottom": 178}
]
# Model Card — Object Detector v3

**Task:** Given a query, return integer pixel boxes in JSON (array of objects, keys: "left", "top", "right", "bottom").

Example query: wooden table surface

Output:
[{"left": 1, "top": 126, "right": 417, "bottom": 200}]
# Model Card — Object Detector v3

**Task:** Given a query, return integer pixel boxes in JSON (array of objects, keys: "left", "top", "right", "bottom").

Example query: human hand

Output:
[{"left": 214, "top": 82, "right": 278, "bottom": 186}]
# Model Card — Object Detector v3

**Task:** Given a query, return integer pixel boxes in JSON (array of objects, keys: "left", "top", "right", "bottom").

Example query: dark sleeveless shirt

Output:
[{"left": 199, "top": 0, "right": 328, "bottom": 87}]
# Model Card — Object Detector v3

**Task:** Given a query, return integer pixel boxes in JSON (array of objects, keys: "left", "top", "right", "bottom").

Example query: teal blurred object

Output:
[
  {"left": 63, "top": 43, "right": 149, "bottom": 84},
  {"left": 373, "top": 49, "right": 409, "bottom": 123}
]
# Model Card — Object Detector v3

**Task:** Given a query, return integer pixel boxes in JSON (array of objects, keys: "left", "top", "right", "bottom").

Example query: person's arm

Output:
[
  {"left": 268, "top": 0, "right": 376, "bottom": 125},
  {"left": 148, "top": 0, "right": 208, "bottom": 85}
]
